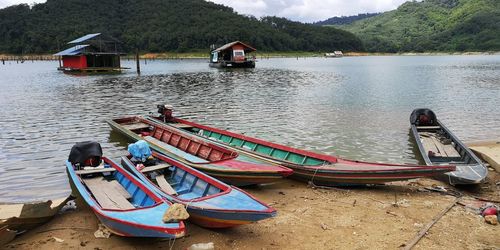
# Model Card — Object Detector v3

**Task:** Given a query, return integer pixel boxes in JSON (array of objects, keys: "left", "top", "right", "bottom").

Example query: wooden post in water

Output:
[{"left": 135, "top": 49, "right": 141, "bottom": 75}]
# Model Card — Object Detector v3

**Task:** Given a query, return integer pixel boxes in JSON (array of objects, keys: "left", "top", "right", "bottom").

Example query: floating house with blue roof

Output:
[{"left": 54, "top": 33, "right": 126, "bottom": 72}]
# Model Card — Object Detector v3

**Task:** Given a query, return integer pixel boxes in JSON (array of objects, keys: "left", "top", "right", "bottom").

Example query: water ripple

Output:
[{"left": 0, "top": 56, "right": 499, "bottom": 202}]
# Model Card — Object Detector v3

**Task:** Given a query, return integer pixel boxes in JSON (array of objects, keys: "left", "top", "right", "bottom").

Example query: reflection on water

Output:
[{"left": 1, "top": 56, "right": 499, "bottom": 202}]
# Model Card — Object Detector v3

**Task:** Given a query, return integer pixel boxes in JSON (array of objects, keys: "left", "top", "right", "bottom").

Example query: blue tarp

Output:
[
  {"left": 53, "top": 45, "right": 89, "bottom": 56},
  {"left": 68, "top": 33, "right": 101, "bottom": 44},
  {"left": 128, "top": 140, "right": 152, "bottom": 162}
]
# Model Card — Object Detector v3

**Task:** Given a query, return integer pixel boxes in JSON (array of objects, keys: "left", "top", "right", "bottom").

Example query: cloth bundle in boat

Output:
[
  {"left": 68, "top": 141, "right": 103, "bottom": 168},
  {"left": 128, "top": 140, "right": 152, "bottom": 162}
]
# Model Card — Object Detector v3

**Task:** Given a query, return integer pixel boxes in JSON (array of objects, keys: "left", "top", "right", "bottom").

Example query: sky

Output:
[
  {"left": 209, "top": 0, "right": 411, "bottom": 22},
  {"left": 0, "top": 0, "right": 411, "bottom": 22}
]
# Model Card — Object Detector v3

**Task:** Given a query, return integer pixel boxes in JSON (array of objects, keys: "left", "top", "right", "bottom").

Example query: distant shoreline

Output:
[{"left": 1, "top": 51, "right": 499, "bottom": 61}]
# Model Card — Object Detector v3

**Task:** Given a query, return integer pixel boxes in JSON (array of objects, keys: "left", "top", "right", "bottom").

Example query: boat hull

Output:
[
  {"left": 288, "top": 163, "right": 455, "bottom": 186},
  {"left": 120, "top": 154, "right": 276, "bottom": 228},
  {"left": 107, "top": 116, "right": 292, "bottom": 186},
  {"left": 147, "top": 116, "right": 455, "bottom": 186},
  {"left": 209, "top": 60, "right": 255, "bottom": 68},
  {"left": 409, "top": 108, "right": 487, "bottom": 185},
  {"left": 66, "top": 158, "right": 185, "bottom": 238}
]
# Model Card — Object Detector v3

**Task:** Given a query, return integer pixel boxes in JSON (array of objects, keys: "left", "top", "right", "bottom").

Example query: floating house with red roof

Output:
[
  {"left": 209, "top": 41, "right": 256, "bottom": 68},
  {"left": 54, "top": 33, "right": 126, "bottom": 72}
]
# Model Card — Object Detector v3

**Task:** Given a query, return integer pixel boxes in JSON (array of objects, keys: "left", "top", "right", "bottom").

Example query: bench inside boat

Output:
[
  {"left": 77, "top": 167, "right": 156, "bottom": 210},
  {"left": 122, "top": 157, "right": 224, "bottom": 200}
]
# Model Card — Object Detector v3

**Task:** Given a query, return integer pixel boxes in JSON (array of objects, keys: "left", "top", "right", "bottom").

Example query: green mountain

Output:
[
  {"left": 314, "top": 13, "right": 380, "bottom": 26},
  {"left": 337, "top": 0, "right": 500, "bottom": 52},
  {"left": 0, "top": 0, "right": 362, "bottom": 54}
]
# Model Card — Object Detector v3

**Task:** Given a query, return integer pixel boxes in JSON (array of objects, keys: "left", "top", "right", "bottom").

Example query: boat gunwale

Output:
[{"left": 167, "top": 117, "right": 339, "bottom": 164}]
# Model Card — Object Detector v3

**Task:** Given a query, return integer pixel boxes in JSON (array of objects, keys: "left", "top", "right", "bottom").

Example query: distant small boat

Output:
[
  {"left": 324, "top": 51, "right": 343, "bottom": 57},
  {"left": 147, "top": 107, "right": 455, "bottom": 186},
  {"left": 121, "top": 151, "right": 276, "bottom": 228},
  {"left": 66, "top": 142, "right": 185, "bottom": 238},
  {"left": 107, "top": 116, "right": 293, "bottom": 186},
  {"left": 410, "top": 108, "right": 487, "bottom": 185}
]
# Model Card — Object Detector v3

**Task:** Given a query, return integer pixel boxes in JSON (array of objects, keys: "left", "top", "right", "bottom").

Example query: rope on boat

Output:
[{"left": 310, "top": 162, "right": 327, "bottom": 185}]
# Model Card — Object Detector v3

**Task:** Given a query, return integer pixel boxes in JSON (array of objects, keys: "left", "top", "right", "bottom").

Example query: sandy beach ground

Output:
[{"left": 4, "top": 171, "right": 500, "bottom": 250}]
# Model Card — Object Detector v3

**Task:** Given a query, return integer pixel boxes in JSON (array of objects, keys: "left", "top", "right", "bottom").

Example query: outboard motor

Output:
[
  {"left": 68, "top": 141, "right": 103, "bottom": 170},
  {"left": 410, "top": 108, "right": 437, "bottom": 126},
  {"left": 157, "top": 104, "right": 174, "bottom": 122}
]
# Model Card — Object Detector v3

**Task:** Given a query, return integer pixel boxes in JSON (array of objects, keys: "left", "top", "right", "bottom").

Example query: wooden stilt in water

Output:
[{"left": 135, "top": 49, "right": 141, "bottom": 75}]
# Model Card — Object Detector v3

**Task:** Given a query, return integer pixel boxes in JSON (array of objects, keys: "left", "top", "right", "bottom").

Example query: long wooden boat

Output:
[
  {"left": 147, "top": 115, "right": 455, "bottom": 186},
  {"left": 107, "top": 116, "right": 293, "bottom": 186},
  {"left": 409, "top": 108, "right": 487, "bottom": 185},
  {"left": 121, "top": 151, "right": 276, "bottom": 228},
  {"left": 66, "top": 155, "right": 186, "bottom": 238}
]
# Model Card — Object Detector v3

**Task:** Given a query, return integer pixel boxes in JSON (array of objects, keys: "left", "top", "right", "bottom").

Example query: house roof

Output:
[
  {"left": 54, "top": 45, "right": 89, "bottom": 56},
  {"left": 213, "top": 41, "right": 256, "bottom": 52},
  {"left": 68, "top": 33, "right": 101, "bottom": 44}
]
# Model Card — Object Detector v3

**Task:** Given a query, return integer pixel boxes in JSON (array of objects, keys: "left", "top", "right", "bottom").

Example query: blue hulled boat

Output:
[
  {"left": 66, "top": 142, "right": 185, "bottom": 238},
  {"left": 121, "top": 150, "right": 277, "bottom": 228}
]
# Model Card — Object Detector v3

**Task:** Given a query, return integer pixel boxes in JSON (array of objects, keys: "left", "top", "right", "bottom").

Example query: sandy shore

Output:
[{"left": 3, "top": 171, "right": 500, "bottom": 250}]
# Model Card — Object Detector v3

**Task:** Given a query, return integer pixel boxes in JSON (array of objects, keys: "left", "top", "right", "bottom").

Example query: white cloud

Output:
[
  {"left": 0, "top": 0, "right": 45, "bottom": 8},
  {"left": 208, "top": 0, "right": 411, "bottom": 22},
  {"left": 1, "top": 0, "right": 411, "bottom": 22}
]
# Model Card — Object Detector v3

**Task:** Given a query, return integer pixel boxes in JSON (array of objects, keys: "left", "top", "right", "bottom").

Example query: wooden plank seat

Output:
[
  {"left": 155, "top": 175, "right": 178, "bottom": 195},
  {"left": 416, "top": 126, "right": 441, "bottom": 130},
  {"left": 76, "top": 168, "right": 116, "bottom": 175},
  {"left": 83, "top": 177, "right": 134, "bottom": 210},
  {"left": 141, "top": 164, "right": 171, "bottom": 173},
  {"left": 122, "top": 122, "right": 151, "bottom": 131}
]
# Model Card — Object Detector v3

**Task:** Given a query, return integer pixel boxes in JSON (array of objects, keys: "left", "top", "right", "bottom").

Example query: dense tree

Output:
[
  {"left": 0, "top": 0, "right": 363, "bottom": 54},
  {"left": 314, "top": 13, "right": 380, "bottom": 26},
  {"left": 329, "top": 0, "right": 500, "bottom": 52}
]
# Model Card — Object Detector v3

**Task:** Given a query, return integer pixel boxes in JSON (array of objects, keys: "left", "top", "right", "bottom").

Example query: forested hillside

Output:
[
  {"left": 337, "top": 0, "right": 500, "bottom": 52},
  {"left": 314, "top": 13, "right": 380, "bottom": 26},
  {"left": 0, "top": 0, "right": 363, "bottom": 54}
]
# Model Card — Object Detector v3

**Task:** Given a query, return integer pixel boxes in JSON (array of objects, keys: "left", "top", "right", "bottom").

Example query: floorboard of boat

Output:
[
  {"left": 122, "top": 122, "right": 150, "bottom": 131},
  {"left": 83, "top": 177, "right": 135, "bottom": 210}
]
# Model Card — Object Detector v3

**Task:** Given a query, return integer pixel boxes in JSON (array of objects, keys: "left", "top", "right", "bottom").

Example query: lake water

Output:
[{"left": 1, "top": 56, "right": 499, "bottom": 202}]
